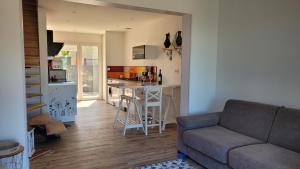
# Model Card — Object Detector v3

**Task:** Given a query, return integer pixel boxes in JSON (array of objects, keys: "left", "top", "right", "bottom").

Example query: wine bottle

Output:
[{"left": 158, "top": 69, "right": 162, "bottom": 85}]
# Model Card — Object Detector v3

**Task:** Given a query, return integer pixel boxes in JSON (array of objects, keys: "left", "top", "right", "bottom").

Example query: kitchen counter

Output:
[
  {"left": 48, "top": 81, "right": 77, "bottom": 122},
  {"left": 107, "top": 78, "right": 140, "bottom": 82},
  {"left": 108, "top": 82, "right": 159, "bottom": 89},
  {"left": 48, "top": 81, "right": 77, "bottom": 86}
]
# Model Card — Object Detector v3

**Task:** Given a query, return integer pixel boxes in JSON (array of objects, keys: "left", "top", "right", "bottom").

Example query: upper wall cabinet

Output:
[{"left": 132, "top": 45, "right": 159, "bottom": 60}]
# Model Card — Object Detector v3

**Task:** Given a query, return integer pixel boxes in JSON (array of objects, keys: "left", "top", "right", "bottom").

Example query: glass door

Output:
[
  {"left": 79, "top": 45, "right": 101, "bottom": 100},
  {"left": 56, "top": 43, "right": 101, "bottom": 100},
  {"left": 57, "top": 44, "right": 78, "bottom": 83}
]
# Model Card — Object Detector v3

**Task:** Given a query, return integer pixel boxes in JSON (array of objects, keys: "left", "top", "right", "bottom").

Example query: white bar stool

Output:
[
  {"left": 138, "top": 85, "right": 163, "bottom": 135},
  {"left": 113, "top": 89, "right": 144, "bottom": 136}
]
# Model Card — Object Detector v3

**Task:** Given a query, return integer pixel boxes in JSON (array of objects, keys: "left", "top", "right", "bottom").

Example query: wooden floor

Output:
[{"left": 30, "top": 100, "right": 201, "bottom": 169}]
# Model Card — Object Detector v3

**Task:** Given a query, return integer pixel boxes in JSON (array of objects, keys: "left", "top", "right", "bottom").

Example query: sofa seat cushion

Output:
[
  {"left": 229, "top": 144, "right": 300, "bottom": 169},
  {"left": 183, "top": 126, "right": 262, "bottom": 164}
]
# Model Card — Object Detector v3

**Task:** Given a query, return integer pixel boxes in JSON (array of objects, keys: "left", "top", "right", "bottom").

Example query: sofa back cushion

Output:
[
  {"left": 220, "top": 99, "right": 279, "bottom": 141},
  {"left": 268, "top": 108, "right": 300, "bottom": 153}
]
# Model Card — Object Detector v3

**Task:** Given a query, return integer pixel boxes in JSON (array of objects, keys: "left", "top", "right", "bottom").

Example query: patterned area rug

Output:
[{"left": 134, "top": 159, "right": 195, "bottom": 169}]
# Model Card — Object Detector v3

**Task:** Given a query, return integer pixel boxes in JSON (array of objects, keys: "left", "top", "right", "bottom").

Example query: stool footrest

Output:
[{"left": 118, "top": 119, "right": 143, "bottom": 129}]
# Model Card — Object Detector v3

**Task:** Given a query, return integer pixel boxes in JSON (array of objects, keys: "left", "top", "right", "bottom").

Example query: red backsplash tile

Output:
[{"left": 107, "top": 66, "right": 157, "bottom": 81}]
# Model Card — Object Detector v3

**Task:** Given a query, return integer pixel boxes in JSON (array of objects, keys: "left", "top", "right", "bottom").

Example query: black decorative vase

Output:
[
  {"left": 164, "top": 33, "right": 171, "bottom": 48},
  {"left": 175, "top": 31, "right": 182, "bottom": 47}
]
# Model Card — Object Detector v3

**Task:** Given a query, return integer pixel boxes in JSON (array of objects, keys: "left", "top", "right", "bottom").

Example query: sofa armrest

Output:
[
  {"left": 176, "top": 112, "right": 220, "bottom": 154},
  {"left": 177, "top": 112, "right": 220, "bottom": 131}
]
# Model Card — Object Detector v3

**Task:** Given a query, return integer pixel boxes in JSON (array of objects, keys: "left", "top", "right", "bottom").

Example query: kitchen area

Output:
[
  {"left": 46, "top": 29, "right": 103, "bottom": 123},
  {"left": 47, "top": 28, "right": 182, "bottom": 129},
  {"left": 47, "top": 30, "right": 77, "bottom": 123},
  {"left": 107, "top": 64, "right": 181, "bottom": 134},
  {"left": 22, "top": 1, "right": 184, "bottom": 166},
  {"left": 105, "top": 24, "right": 182, "bottom": 133},
  {"left": 40, "top": 0, "right": 183, "bottom": 135}
]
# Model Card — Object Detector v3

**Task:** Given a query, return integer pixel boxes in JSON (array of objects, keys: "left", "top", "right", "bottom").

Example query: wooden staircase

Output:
[
  {"left": 28, "top": 113, "right": 66, "bottom": 136},
  {"left": 23, "top": 0, "right": 66, "bottom": 136},
  {"left": 26, "top": 73, "right": 40, "bottom": 78},
  {"left": 26, "top": 93, "right": 43, "bottom": 98},
  {"left": 25, "top": 69, "right": 66, "bottom": 135},
  {"left": 26, "top": 83, "right": 40, "bottom": 88},
  {"left": 27, "top": 103, "right": 47, "bottom": 111}
]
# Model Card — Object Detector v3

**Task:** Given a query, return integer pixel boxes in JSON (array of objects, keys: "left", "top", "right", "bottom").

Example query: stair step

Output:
[
  {"left": 26, "top": 83, "right": 40, "bottom": 88},
  {"left": 28, "top": 113, "right": 67, "bottom": 136},
  {"left": 25, "top": 65, "right": 40, "bottom": 68},
  {"left": 25, "top": 57, "right": 40, "bottom": 65},
  {"left": 28, "top": 113, "right": 52, "bottom": 126},
  {"left": 27, "top": 103, "right": 46, "bottom": 111},
  {"left": 26, "top": 93, "right": 42, "bottom": 98},
  {"left": 25, "top": 74, "right": 40, "bottom": 78},
  {"left": 45, "top": 120, "right": 66, "bottom": 135},
  {"left": 25, "top": 56, "right": 40, "bottom": 60}
]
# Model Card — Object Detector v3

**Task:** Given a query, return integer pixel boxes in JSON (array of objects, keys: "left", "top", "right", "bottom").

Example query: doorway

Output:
[
  {"left": 34, "top": 0, "right": 192, "bottom": 167},
  {"left": 60, "top": 43, "right": 102, "bottom": 100}
]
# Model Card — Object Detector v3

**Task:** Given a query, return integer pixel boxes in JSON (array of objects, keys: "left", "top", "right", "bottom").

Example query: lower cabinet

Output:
[{"left": 48, "top": 83, "right": 77, "bottom": 122}]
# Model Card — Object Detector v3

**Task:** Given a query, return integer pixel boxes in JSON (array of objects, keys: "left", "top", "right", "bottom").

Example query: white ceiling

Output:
[{"left": 39, "top": 0, "right": 170, "bottom": 34}]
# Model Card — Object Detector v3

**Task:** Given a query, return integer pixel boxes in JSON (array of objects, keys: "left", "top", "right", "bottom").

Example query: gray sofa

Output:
[{"left": 177, "top": 99, "right": 300, "bottom": 169}]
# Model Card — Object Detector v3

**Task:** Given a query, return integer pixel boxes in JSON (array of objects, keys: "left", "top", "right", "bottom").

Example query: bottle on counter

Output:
[{"left": 158, "top": 69, "right": 162, "bottom": 85}]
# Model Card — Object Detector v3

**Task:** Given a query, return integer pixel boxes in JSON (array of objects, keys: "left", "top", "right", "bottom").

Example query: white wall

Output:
[
  {"left": 53, "top": 31, "right": 102, "bottom": 44},
  {"left": 97, "top": 0, "right": 220, "bottom": 114},
  {"left": 105, "top": 31, "right": 125, "bottom": 66},
  {"left": 0, "top": 0, "right": 29, "bottom": 168},
  {"left": 102, "top": 34, "right": 107, "bottom": 101},
  {"left": 216, "top": 0, "right": 300, "bottom": 110},
  {"left": 124, "top": 15, "right": 182, "bottom": 86},
  {"left": 38, "top": 7, "right": 49, "bottom": 112}
]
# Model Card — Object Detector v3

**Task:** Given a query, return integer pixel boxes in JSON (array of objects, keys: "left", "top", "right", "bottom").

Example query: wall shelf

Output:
[
  {"left": 174, "top": 46, "right": 182, "bottom": 55},
  {"left": 162, "top": 44, "right": 182, "bottom": 60},
  {"left": 162, "top": 48, "right": 173, "bottom": 60}
]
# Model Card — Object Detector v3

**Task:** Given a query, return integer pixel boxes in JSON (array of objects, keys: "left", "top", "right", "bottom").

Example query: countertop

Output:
[
  {"left": 107, "top": 78, "right": 139, "bottom": 82},
  {"left": 108, "top": 82, "right": 159, "bottom": 89},
  {"left": 48, "top": 81, "right": 77, "bottom": 86}
]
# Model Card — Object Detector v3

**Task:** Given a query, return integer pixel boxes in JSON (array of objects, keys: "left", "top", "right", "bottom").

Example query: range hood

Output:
[{"left": 47, "top": 30, "right": 64, "bottom": 56}]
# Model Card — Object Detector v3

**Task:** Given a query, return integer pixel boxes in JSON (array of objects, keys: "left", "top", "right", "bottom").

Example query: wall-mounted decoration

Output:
[
  {"left": 164, "top": 33, "right": 171, "bottom": 48},
  {"left": 175, "top": 31, "right": 182, "bottom": 47},
  {"left": 162, "top": 31, "right": 182, "bottom": 60}
]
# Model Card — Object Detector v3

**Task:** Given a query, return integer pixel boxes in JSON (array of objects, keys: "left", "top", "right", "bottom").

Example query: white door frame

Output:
[
  {"left": 64, "top": 0, "right": 191, "bottom": 115},
  {"left": 62, "top": 42, "right": 102, "bottom": 101},
  {"left": 77, "top": 42, "right": 102, "bottom": 101}
]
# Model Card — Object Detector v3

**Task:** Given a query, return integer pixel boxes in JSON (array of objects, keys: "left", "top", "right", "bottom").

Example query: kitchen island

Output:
[
  {"left": 107, "top": 80, "right": 180, "bottom": 131},
  {"left": 108, "top": 82, "right": 162, "bottom": 135},
  {"left": 48, "top": 82, "right": 77, "bottom": 122}
]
